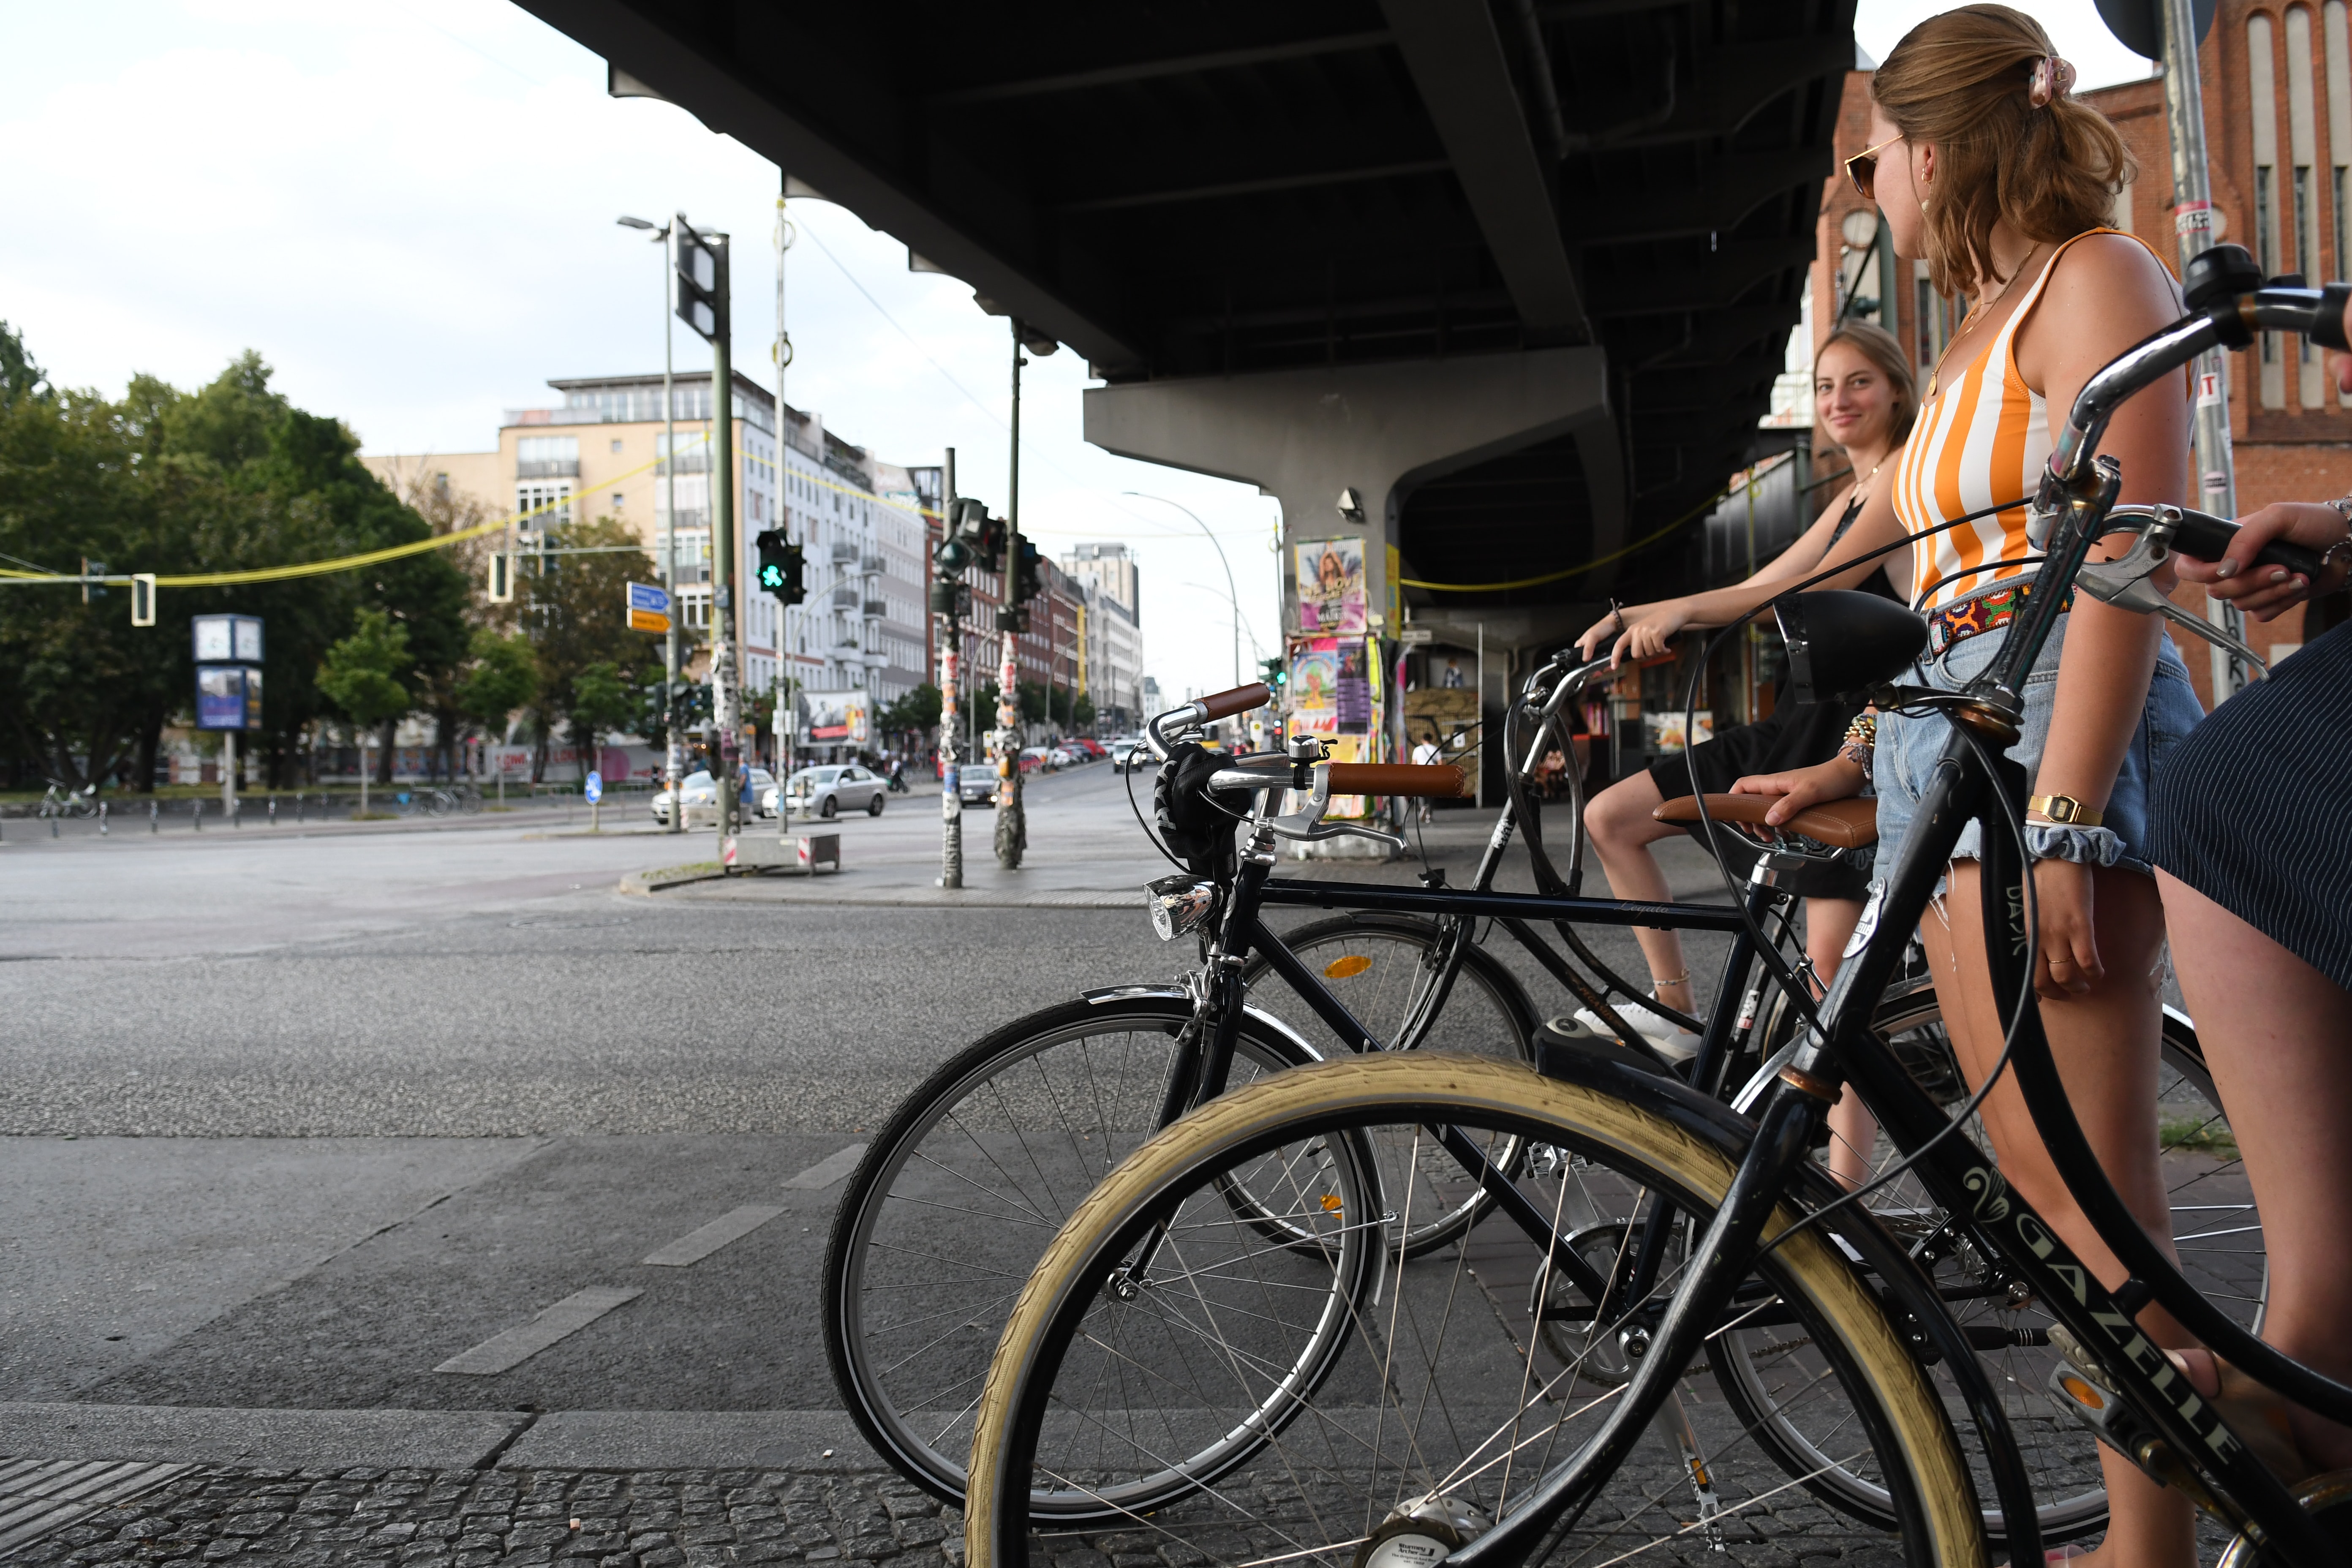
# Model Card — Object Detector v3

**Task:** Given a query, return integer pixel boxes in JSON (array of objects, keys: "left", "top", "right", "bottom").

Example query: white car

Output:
[
  {"left": 778, "top": 764, "right": 887, "bottom": 819},
  {"left": 651, "top": 768, "right": 777, "bottom": 825},
  {"left": 1110, "top": 738, "right": 1151, "bottom": 772}
]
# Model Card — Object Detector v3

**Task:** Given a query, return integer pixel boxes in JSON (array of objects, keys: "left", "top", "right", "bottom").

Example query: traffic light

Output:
[
  {"left": 1260, "top": 656, "right": 1287, "bottom": 692},
  {"left": 131, "top": 573, "right": 157, "bottom": 627},
  {"left": 487, "top": 553, "right": 514, "bottom": 604},
  {"left": 1011, "top": 537, "right": 1042, "bottom": 605},
  {"left": 82, "top": 558, "right": 107, "bottom": 604},
  {"left": 754, "top": 529, "right": 805, "bottom": 604},
  {"left": 675, "top": 215, "right": 728, "bottom": 342}
]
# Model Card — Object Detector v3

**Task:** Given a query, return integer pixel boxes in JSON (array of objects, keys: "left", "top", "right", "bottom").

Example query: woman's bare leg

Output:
[
  {"left": 1923, "top": 861, "right": 2194, "bottom": 1568},
  {"left": 1800, "top": 896, "right": 1879, "bottom": 1187},
  {"left": 2158, "top": 870, "right": 2352, "bottom": 1472},
  {"left": 1585, "top": 770, "right": 1695, "bottom": 1013}
]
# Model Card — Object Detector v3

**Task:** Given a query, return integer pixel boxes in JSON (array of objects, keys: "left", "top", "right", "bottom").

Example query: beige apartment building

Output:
[{"left": 365, "top": 370, "right": 932, "bottom": 718}]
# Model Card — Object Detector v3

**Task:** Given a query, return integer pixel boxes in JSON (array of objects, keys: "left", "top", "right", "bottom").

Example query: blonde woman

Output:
[
  {"left": 1571, "top": 321, "right": 1914, "bottom": 1183},
  {"left": 1736, "top": 9, "right": 2208, "bottom": 1563}
]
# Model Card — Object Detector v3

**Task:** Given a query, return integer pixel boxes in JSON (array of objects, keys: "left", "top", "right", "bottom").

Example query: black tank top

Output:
[{"left": 1827, "top": 493, "right": 1902, "bottom": 603}]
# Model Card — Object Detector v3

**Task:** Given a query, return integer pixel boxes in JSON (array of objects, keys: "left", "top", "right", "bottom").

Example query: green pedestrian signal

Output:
[{"left": 754, "top": 529, "right": 804, "bottom": 604}]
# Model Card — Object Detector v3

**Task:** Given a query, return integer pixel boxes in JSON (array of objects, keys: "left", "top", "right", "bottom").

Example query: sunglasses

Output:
[{"left": 1845, "top": 135, "right": 1901, "bottom": 201}]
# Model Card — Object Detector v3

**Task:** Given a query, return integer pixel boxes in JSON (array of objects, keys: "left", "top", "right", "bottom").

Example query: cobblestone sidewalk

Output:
[{"left": 8, "top": 1466, "right": 959, "bottom": 1568}]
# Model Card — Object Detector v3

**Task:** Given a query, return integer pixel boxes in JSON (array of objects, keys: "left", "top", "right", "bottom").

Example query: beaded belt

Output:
[{"left": 1927, "top": 576, "right": 2074, "bottom": 656}]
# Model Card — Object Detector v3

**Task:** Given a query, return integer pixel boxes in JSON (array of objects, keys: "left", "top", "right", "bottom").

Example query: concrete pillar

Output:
[{"left": 1083, "top": 347, "right": 1618, "bottom": 646}]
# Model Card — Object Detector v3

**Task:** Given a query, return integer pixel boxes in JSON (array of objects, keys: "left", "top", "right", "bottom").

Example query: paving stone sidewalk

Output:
[{"left": 8, "top": 1466, "right": 961, "bottom": 1568}]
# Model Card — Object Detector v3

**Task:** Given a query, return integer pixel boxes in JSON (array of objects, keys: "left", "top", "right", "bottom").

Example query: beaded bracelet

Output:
[{"left": 1838, "top": 711, "right": 1876, "bottom": 770}]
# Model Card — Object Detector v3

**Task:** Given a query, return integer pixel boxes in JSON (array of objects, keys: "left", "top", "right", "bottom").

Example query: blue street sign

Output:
[
  {"left": 627, "top": 583, "right": 670, "bottom": 615},
  {"left": 584, "top": 770, "right": 604, "bottom": 804}
]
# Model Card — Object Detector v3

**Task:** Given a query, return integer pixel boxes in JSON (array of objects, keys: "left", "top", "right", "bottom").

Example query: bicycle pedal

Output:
[{"left": 2046, "top": 1326, "right": 2230, "bottom": 1517}]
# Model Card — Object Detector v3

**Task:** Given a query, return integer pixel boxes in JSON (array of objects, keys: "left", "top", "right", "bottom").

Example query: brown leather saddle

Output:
[{"left": 1652, "top": 793, "right": 1878, "bottom": 852}]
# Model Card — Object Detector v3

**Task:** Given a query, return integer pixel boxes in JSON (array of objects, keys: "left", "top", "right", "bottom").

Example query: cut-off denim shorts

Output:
[{"left": 1871, "top": 605, "right": 2205, "bottom": 882}]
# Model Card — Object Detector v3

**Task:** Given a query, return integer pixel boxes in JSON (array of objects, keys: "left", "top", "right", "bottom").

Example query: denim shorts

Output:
[{"left": 1872, "top": 608, "right": 2205, "bottom": 878}]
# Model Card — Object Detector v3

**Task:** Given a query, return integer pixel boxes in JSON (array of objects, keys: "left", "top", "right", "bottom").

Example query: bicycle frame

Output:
[{"left": 1436, "top": 280, "right": 2352, "bottom": 1568}]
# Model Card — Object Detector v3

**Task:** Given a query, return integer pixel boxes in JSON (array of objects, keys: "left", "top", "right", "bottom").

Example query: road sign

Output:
[
  {"left": 584, "top": 770, "right": 604, "bottom": 804},
  {"left": 1397, "top": 626, "right": 1434, "bottom": 646},
  {"left": 626, "top": 582, "right": 672, "bottom": 634}
]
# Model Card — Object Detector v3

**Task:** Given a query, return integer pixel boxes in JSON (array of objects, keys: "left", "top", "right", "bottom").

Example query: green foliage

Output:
[
  {"left": 1072, "top": 691, "right": 1097, "bottom": 731},
  {"left": 0, "top": 340, "right": 471, "bottom": 789},
  {"left": 316, "top": 608, "right": 411, "bottom": 729},
  {"left": 879, "top": 682, "right": 942, "bottom": 735},
  {"left": 570, "top": 660, "right": 634, "bottom": 761},
  {"left": 0, "top": 321, "right": 46, "bottom": 406},
  {"left": 519, "top": 515, "right": 657, "bottom": 761},
  {"left": 456, "top": 630, "right": 538, "bottom": 736}
]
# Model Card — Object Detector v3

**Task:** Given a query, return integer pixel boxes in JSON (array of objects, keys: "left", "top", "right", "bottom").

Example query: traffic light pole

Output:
[
  {"left": 708, "top": 234, "right": 739, "bottom": 858},
  {"left": 662, "top": 225, "right": 683, "bottom": 833},
  {"left": 994, "top": 321, "right": 1027, "bottom": 871},
  {"left": 938, "top": 447, "right": 964, "bottom": 890},
  {"left": 2159, "top": 0, "right": 2251, "bottom": 701}
]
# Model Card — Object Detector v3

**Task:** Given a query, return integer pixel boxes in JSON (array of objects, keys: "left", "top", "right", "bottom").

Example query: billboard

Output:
[
  {"left": 195, "top": 665, "right": 263, "bottom": 732},
  {"left": 800, "top": 689, "right": 870, "bottom": 746},
  {"left": 1295, "top": 537, "right": 1366, "bottom": 635}
]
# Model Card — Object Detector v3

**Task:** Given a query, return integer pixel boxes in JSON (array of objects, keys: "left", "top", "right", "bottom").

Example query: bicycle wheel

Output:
[
  {"left": 968, "top": 1053, "right": 1984, "bottom": 1568},
  {"left": 1243, "top": 912, "right": 1538, "bottom": 1256},
  {"left": 824, "top": 992, "right": 1323, "bottom": 1508},
  {"left": 1711, "top": 981, "right": 2258, "bottom": 1546}
]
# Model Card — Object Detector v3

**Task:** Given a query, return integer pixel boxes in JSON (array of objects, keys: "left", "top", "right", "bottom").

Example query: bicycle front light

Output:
[
  {"left": 1775, "top": 590, "right": 1929, "bottom": 704},
  {"left": 1145, "top": 874, "right": 1218, "bottom": 942}
]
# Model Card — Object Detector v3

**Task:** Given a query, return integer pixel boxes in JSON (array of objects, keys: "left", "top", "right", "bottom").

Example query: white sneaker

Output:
[{"left": 1572, "top": 995, "right": 1702, "bottom": 1064}]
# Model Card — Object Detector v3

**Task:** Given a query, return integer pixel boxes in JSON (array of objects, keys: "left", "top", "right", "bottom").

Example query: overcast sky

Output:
[{"left": 1, "top": 1, "right": 2158, "bottom": 701}]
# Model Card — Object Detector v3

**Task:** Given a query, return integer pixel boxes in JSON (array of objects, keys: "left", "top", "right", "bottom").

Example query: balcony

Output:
[
  {"left": 859, "top": 554, "right": 885, "bottom": 575},
  {"left": 830, "top": 542, "right": 860, "bottom": 565},
  {"left": 829, "top": 584, "right": 861, "bottom": 610},
  {"left": 862, "top": 599, "right": 887, "bottom": 619},
  {"left": 516, "top": 459, "right": 579, "bottom": 479}
]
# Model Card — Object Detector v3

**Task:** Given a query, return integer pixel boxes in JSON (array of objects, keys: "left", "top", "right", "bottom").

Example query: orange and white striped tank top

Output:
[{"left": 1891, "top": 228, "right": 2171, "bottom": 611}]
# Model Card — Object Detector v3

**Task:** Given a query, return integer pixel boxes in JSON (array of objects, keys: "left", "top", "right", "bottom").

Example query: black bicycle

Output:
[
  {"left": 961, "top": 250, "right": 2341, "bottom": 1568},
  {"left": 825, "top": 677, "right": 2243, "bottom": 1534}
]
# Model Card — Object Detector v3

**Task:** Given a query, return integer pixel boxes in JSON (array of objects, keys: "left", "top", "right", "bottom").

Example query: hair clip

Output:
[{"left": 2028, "top": 55, "right": 2076, "bottom": 107}]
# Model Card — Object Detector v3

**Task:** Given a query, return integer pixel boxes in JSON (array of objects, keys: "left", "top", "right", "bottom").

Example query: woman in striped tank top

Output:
[{"left": 1733, "top": 10, "right": 2211, "bottom": 1562}]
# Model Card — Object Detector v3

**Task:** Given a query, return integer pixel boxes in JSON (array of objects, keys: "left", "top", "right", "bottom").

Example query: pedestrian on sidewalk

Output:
[{"left": 1410, "top": 728, "right": 1444, "bottom": 824}]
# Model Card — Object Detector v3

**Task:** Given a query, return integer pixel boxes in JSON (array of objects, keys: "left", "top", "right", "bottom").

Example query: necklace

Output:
[{"left": 1923, "top": 241, "right": 2051, "bottom": 397}]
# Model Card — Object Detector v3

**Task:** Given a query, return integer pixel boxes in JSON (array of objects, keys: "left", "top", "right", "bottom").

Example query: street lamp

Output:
[
  {"left": 1122, "top": 492, "right": 1242, "bottom": 690},
  {"left": 618, "top": 213, "right": 684, "bottom": 830}
]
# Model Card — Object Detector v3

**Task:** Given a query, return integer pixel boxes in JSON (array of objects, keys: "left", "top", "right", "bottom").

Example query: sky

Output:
[{"left": 0, "top": 1, "right": 2161, "bottom": 701}]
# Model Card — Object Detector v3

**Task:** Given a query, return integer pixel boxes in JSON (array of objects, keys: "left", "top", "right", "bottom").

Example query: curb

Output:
[
  {"left": 0, "top": 1403, "right": 885, "bottom": 1473},
  {"left": 616, "top": 863, "right": 728, "bottom": 895}
]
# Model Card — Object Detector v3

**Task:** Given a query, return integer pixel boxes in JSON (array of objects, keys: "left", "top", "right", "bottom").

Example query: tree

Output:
[
  {"left": 456, "top": 629, "right": 537, "bottom": 795},
  {"left": 570, "top": 661, "right": 635, "bottom": 774},
  {"left": 517, "top": 515, "right": 656, "bottom": 781},
  {"left": 316, "top": 608, "right": 410, "bottom": 815},
  {"left": 879, "top": 683, "right": 942, "bottom": 739},
  {"left": 0, "top": 321, "right": 48, "bottom": 406}
]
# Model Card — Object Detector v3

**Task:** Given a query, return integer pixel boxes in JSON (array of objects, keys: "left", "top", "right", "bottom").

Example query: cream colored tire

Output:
[{"left": 966, "top": 1054, "right": 1987, "bottom": 1568}]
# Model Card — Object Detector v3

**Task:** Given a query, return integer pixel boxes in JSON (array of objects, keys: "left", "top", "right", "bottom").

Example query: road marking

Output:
[
  {"left": 782, "top": 1143, "right": 867, "bottom": 1190},
  {"left": 433, "top": 1286, "right": 642, "bottom": 1375},
  {"left": 643, "top": 1204, "right": 786, "bottom": 1267}
]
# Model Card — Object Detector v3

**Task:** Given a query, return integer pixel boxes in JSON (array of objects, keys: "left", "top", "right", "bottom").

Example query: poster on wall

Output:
[
  {"left": 1295, "top": 537, "right": 1366, "bottom": 635},
  {"left": 1334, "top": 642, "right": 1372, "bottom": 734},
  {"left": 1285, "top": 634, "right": 1384, "bottom": 819},
  {"left": 801, "top": 690, "right": 871, "bottom": 746},
  {"left": 1289, "top": 641, "right": 1340, "bottom": 735}
]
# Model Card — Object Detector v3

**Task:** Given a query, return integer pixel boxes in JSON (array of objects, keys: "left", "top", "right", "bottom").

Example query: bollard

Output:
[
  {"left": 268, "top": 795, "right": 278, "bottom": 826},
  {"left": 52, "top": 811, "right": 60, "bottom": 838},
  {"left": 295, "top": 792, "right": 305, "bottom": 823},
  {"left": 98, "top": 800, "right": 108, "bottom": 836},
  {"left": 150, "top": 800, "right": 159, "bottom": 834},
  {"left": 193, "top": 799, "right": 202, "bottom": 832},
  {"left": 231, "top": 798, "right": 241, "bottom": 829}
]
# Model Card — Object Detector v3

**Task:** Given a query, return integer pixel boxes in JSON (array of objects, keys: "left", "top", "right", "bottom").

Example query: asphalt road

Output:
[{"left": 0, "top": 762, "right": 1729, "bottom": 1421}]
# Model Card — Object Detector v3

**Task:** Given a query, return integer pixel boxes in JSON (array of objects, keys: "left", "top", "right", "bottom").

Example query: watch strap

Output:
[{"left": 2027, "top": 793, "right": 2104, "bottom": 827}]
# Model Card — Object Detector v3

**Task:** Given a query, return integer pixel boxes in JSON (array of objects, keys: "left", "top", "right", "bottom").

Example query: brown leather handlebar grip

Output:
[
  {"left": 1195, "top": 682, "right": 1271, "bottom": 721},
  {"left": 1328, "top": 762, "right": 1470, "bottom": 798}
]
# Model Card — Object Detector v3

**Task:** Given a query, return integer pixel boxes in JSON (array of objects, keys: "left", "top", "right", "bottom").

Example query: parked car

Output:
[
  {"left": 652, "top": 767, "right": 777, "bottom": 825},
  {"left": 778, "top": 763, "right": 887, "bottom": 819},
  {"left": 1067, "top": 737, "right": 1106, "bottom": 760},
  {"left": 1018, "top": 747, "right": 1051, "bottom": 773},
  {"left": 1110, "top": 738, "right": 1151, "bottom": 772},
  {"left": 1047, "top": 746, "right": 1079, "bottom": 768}
]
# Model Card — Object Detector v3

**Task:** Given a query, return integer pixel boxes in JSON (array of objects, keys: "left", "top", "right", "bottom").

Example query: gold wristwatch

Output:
[{"left": 2027, "top": 793, "right": 2103, "bottom": 827}]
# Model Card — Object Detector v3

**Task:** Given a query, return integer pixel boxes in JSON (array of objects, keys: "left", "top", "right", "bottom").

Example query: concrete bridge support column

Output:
[{"left": 1084, "top": 349, "right": 1618, "bottom": 656}]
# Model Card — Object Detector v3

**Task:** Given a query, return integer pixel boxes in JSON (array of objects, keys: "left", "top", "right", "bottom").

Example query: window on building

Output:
[
  {"left": 2254, "top": 11, "right": 2288, "bottom": 404},
  {"left": 610, "top": 438, "right": 624, "bottom": 453},
  {"left": 516, "top": 482, "right": 572, "bottom": 530}
]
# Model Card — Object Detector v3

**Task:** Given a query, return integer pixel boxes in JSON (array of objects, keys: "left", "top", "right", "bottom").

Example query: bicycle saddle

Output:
[{"left": 1652, "top": 793, "right": 1878, "bottom": 851}]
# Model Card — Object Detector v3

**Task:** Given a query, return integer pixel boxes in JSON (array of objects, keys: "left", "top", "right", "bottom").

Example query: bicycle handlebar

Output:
[
  {"left": 2150, "top": 503, "right": 2326, "bottom": 580},
  {"left": 1329, "top": 762, "right": 1469, "bottom": 799}
]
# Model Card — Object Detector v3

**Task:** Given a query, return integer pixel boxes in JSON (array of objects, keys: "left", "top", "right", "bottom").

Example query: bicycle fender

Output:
[
  {"left": 1078, "top": 985, "right": 1326, "bottom": 1068},
  {"left": 1533, "top": 1040, "right": 2044, "bottom": 1559}
]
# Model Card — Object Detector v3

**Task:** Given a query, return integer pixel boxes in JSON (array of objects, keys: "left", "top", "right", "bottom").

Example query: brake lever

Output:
[
  {"left": 1262, "top": 763, "right": 1409, "bottom": 852},
  {"left": 2073, "top": 506, "right": 2271, "bottom": 674}
]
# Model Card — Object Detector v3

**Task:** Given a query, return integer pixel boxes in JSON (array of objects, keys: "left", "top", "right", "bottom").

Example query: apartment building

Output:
[
  {"left": 1062, "top": 542, "right": 1145, "bottom": 730},
  {"left": 365, "top": 371, "right": 931, "bottom": 718}
]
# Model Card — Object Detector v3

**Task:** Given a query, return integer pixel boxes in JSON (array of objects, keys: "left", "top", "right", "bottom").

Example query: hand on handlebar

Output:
[
  {"left": 2174, "top": 501, "right": 2350, "bottom": 621},
  {"left": 1573, "top": 600, "right": 1688, "bottom": 667},
  {"left": 1727, "top": 756, "right": 1869, "bottom": 828}
]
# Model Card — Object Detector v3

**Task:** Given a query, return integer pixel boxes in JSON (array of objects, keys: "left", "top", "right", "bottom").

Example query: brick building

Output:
[{"left": 1814, "top": 4, "right": 2352, "bottom": 708}]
